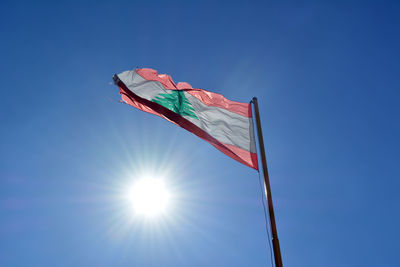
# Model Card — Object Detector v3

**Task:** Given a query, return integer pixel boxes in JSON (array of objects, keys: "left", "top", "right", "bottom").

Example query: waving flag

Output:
[{"left": 113, "top": 68, "right": 258, "bottom": 169}]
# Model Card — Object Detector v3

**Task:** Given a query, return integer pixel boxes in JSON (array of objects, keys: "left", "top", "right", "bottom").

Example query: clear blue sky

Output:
[{"left": 1, "top": 0, "right": 399, "bottom": 266}]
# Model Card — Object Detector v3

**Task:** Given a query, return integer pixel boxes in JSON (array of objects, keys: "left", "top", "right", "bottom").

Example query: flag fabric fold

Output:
[{"left": 114, "top": 68, "right": 258, "bottom": 170}]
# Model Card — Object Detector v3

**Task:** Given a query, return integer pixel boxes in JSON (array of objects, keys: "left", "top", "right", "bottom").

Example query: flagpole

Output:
[{"left": 252, "top": 97, "right": 283, "bottom": 267}]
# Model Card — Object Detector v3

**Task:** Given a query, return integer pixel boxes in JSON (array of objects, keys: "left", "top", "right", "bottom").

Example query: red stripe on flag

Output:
[
  {"left": 136, "top": 68, "right": 251, "bottom": 117},
  {"left": 117, "top": 78, "right": 258, "bottom": 170}
]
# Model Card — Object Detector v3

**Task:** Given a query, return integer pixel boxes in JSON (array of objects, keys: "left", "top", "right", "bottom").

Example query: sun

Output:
[{"left": 128, "top": 178, "right": 170, "bottom": 217}]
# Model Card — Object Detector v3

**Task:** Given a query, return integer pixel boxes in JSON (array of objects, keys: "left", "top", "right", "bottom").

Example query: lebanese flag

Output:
[{"left": 114, "top": 68, "right": 258, "bottom": 170}]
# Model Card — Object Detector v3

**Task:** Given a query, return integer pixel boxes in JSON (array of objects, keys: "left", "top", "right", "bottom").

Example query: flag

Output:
[{"left": 113, "top": 68, "right": 258, "bottom": 170}]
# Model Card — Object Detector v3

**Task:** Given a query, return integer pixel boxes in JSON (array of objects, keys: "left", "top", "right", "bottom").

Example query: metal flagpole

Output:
[{"left": 252, "top": 97, "right": 283, "bottom": 267}]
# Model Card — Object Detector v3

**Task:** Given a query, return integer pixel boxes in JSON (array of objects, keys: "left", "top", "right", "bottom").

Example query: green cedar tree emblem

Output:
[{"left": 151, "top": 90, "right": 198, "bottom": 120}]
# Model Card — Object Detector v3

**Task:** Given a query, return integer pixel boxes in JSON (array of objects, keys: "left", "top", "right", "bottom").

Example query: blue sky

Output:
[{"left": 1, "top": 0, "right": 400, "bottom": 266}]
